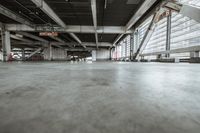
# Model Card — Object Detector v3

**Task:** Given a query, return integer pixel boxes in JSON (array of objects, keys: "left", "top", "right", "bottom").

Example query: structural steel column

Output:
[
  {"left": 1, "top": 26, "right": 11, "bottom": 62},
  {"left": 130, "top": 33, "right": 134, "bottom": 60},
  {"left": 134, "top": 30, "right": 139, "bottom": 53},
  {"left": 166, "top": 11, "right": 171, "bottom": 58},
  {"left": 116, "top": 46, "right": 118, "bottom": 60},
  {"left": 124, "top": 40, "right": 127, "bottom": 58}
]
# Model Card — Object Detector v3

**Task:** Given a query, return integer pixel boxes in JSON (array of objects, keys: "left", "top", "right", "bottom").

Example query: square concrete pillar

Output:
[
  {"left": 1, "top": 30, "right": 11, "bottom": 62},
  {"left": 22, "top": 48, "right": 26, "bottom": 61},
  {"left": 190, "top": 51, "right": 200, "bottom": 63},
  {"left": 92, "top": 50, "right": 96, "bottom": 61},
  {"left": 190, "top": 51, "right": 199, "bottom": 58},
  {"left": 49, "top": 44, "right": 52, "bottom": 61}
]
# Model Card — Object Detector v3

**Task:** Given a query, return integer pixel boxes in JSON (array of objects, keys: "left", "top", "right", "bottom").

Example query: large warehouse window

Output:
[
  {"left": 112, "top": 35, "right": 131, "bottom": 60},
  {"left": 112, "top": 0, "right": 200, "bottom": 60},
  {"left": 140, "top": 0, "right": 200, "bottom": 59},
  {"left": 142, "top": 17, "right": 167, "bottom": 54},
  {"left": 112, "top": 16, "right": 152, "bottom": 60},
  {"left": 171, "top": 13, "right": 200, "bottom": 50}
]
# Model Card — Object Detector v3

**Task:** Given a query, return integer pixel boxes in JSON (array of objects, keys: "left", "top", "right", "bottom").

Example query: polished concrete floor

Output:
[{"left": 0, "top": 61, "right": 200, "bottom": 133}]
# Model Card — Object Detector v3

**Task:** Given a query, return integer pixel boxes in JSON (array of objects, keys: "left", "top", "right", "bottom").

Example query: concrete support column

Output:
[
  {"left": 141, "top": 55, "right": 144, "bottom": 60},
  {"left": 22, "top": 48, "right": 25, "bottom": 61},
  {"left": 190, "top": 51, "right": 200, "bottom": 63},
  {"left": 116, "top": 46, "right": 118, "bottom": 60},
  {"left": 190, "top": 51, "right": 199, "bottom": 58},
  {"left": 1, "top": 27, "right": 11, "bottom": 62},
  {"left": 49, "top": 43, "right": 52, "bottom": 61},
  {"left": 157, "top": 54, "right": 162, "bottom": 60},
  {"left": 166, "top": 11, "right": 171, "bottom": 58},
  {"left": 92, "top": 50, "right": 96, "bottom": 61},
  {"left": 109, "top": 48, "right": 112, "bottom": 60},
  {"left": 121, "top": 43, "right": 123, "bottom": 59}
]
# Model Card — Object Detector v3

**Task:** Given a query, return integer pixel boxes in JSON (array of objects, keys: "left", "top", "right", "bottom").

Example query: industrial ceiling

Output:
[{"left": 0, "top": 0, "right": 159, "bottom": 49}]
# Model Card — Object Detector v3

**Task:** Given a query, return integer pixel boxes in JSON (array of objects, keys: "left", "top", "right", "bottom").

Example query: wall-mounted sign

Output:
[{"left": 39, "top": 32, "right": 58, "bottom": 37}]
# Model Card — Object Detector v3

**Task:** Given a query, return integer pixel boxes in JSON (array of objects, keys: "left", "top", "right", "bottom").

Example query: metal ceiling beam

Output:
[
  {"left": 65, "top": 48, "right": 96, "bottom": 51},
  {"left": 85, "top": 42, "right": 111, "bottom": 47},
  {"left": 5, "top": 24, "right": 132, "bottom": 34},
  {"left": 69, "top": 33, "right": 86, "bottom": 48},
  {"left": 164, "top": 1, "right": 200, "bottom": 23},
  {"left": 49, "top": 36, "right": 73, "bottom": 48},
  {"left": 17, "top": 32, "right": 48, "bottom": 43},
  {"left": 10, "top": 35, "right": 38, "bottom": 48},
  {"left": 30, "top": 0, "right": 84, "bottom": 48},
  {"left": 113, "top": 34, "right": 124, "bottom": 46},
  {"left": 0, "top": 4, "right": 46, "bottom": 48},
  {"left": 11, "top": 40, "right": 42, "bottom": 45},
  {"left": 126, "top": 0, "right": 158, "bottom": 30},
  {"left": 30, "top": 0, "right": 65, "bottom": 27},
  {"left": 113, "top": 0, "right": 158, "bottom": 45},
  {"left": 17, "top": 32, "right": 49, "bottom": 46},
  {"left": 11, "top": 34, "right": 34, "bottom": 43},
  {"left": 12, "top": 41, "right": 112, "bottom": 47},
  {"left": 65, "top": 47, "right": 110, "bottom": 51},
  {"left": 0, "top": 4, "right": 34, "bottom": 27},
  {"left": 12, "top": 40, "right": 62, "bottom": 48},
  {"left": 60, "top": 42, "right": 112, "bottom": 47},
  {"left": 91, "top": 0, "right": 98, "bottom": 48}
]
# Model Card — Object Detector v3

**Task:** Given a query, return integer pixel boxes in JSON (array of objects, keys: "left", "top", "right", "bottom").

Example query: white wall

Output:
[
  {"left": 0, "top": 51, "right": 3, "bottom": 61},
  {"left": 43, "top": 47, "right": 67, "bottom": 60},
  {"left": 96, "top": 49, "right": 110, "bottom": 61}
]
